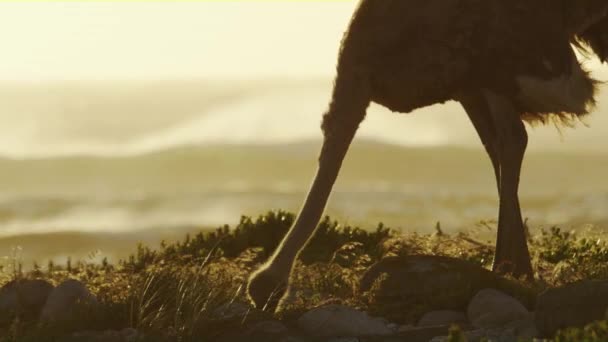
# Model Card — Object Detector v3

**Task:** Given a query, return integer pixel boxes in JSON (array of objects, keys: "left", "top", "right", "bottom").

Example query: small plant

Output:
[
  {"left": 446, "top": 325, "right": 467, "bottom": 342},
  {"left": 554, "top": 320, "right": 608, "bottom": 342},
  {"left": 532, "top": 226, "right": 608, "bottom": 282}
]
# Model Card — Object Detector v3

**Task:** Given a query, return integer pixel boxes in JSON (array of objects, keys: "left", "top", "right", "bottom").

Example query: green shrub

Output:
[
  {"left": 554, "top": 320, "right": 608, "bottom": 342},
  {"left": 123, "top": 210, "right": 394, "bottom": 270}
]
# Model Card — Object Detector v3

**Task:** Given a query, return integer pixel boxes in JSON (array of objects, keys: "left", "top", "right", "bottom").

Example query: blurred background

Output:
[{"left": 0, "top": 2, "right": 607, "bottom": 266}]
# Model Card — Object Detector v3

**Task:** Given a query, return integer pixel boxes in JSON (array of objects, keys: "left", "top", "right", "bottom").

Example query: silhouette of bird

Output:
[{"left": 247, "top": 0, "right": 608, "bottom": 311}]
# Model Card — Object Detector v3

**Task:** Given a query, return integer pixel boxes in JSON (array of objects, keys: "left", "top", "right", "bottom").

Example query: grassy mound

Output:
[{"left": 1, "top": 210, "right": 608, "bottom": 341}]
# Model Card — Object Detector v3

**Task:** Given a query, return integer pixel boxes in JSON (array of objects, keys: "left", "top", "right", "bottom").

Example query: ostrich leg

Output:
[
  {"left": 483, "top": 90, "right": 533, "bottom": 278},
  {"left": 459, "top": 92, "right": 500, "bottom": 193},
  {"left": 247, "top": 69, "right": 371, "bottom": 311}
]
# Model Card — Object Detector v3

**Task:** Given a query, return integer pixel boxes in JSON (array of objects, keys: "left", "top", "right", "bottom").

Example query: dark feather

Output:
[{"left": 575, "top": 16, "right": 608, "bottom": 63}]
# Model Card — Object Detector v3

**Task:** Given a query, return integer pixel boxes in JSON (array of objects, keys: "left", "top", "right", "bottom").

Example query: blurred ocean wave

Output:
[{"left": 0, "top": 141, "right": 604, "bottom": 238}]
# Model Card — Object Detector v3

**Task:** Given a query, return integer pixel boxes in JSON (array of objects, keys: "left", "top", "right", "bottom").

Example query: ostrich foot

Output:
[
  {"left": 492, "top": 222, "right": 533, "bottom": 279},
  {"left": 246, "top": 264, "right": 289, "bottom": 312},
  {"left": 493, "top": 252, "right": 534, "bottom": 280}
]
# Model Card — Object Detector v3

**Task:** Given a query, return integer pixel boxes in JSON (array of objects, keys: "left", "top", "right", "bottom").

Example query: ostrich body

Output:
[{"left": 247, "top": 0, "right": 608, "bottom": 311}]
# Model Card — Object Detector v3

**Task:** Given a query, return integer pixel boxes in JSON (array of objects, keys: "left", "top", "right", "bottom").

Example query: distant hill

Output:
[{"left": 0, "top": 139, "right": 606, "bottom": 196}]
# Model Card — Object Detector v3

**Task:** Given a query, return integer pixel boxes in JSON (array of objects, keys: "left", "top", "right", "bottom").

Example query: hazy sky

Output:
[
  {"left": 1, "top": 1, "right": 607, "bottom": 156},
  {"left": 1, "top": 1, "right": 604, "bottom": 81},
  {"left": 0, "top": 2, "right": 359, "bottom": 81}
]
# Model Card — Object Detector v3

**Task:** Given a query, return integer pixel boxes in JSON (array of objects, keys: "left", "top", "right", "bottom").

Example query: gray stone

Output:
[
  {"left": 417, "top": 310, "right": 468, "bottom": 327},
  {"left": 429, "top": 316, "right": 538, "bottom": 342},
  {"left": 215, "top": 320, "right": 288, "bottom": 342},
  {"left": 430, "top": 328, "right": 520, "bottom": 342},
  {"left": 40, "top": 279, "right": 97, "bottom": 322},
  {"left": 278, "top": 336, "right": 309, "bottom": 342},
  {"left": 0, "top": 279, "right": 53, "bottom": 322},
  {"left": 210, "top": 300, "right": 272, "bottom": 329},
  {"left": 397, "top": 324, "right": 415, "bottom": 333},
  {"left": 210, "top": 302, "right": 277, "bottom": 342},
  {"left": 536, "top": 280, "right": 608, "bottom": 337},
  {"left": 359, "top": 255, "right": 534, "bottom": 323},
  {"left": 386, "top": 322, "right": 399, "bottom": 331},
  {"left": 432, "top": 315, "right": 538, "bottom": 342},
  {"left": 502, "top": 313, "right": 538, "bottom": 340},
  {"left": 120, "top": 328, "right": 140, "bottom": 342},
  {"left": 297, "top": 304, "right": 393, "bottom": 337},
  {"left": 248, "top": 320, "right": 288, "bottom": 334},
  {"left": 394, "top": 325, "right": 451, "bottom": 342},
  {"left": 467, "top": 288, "right": 528, "bottom": 329},
  {"left": 69, "top": 328, "right": 142, "bottom": 342},
  {"left": 212, "top": 301, "right": 252, "bottom": 321},
  {"left": 327, "top": 338, "right": 360, "bottom": 342}
]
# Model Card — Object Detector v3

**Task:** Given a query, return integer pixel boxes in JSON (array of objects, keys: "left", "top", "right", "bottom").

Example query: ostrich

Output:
[{"left": 247, "top": 0, "right": 608, "bottom": 311}]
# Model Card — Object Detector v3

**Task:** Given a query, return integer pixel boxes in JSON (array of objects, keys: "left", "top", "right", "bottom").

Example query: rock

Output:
[
  {"left": 359, "top": 255, "right": 534, "bottom": 323},
  {"left": 207, "top": 302, "right": 275, "bottom": 341},
  {"left": 467, "top": 288, "right": 528, "bottom": 329},
  {"left": 0, "top": 279, "right": 54, "bottom": 322},
  {"left": 430, "top": 316, "right": 538, "bottom": 342},
  {"left": 214, "top": 320, "right": 288, "bottom": 342},
  {"left": 40, "top": 279, "right": 97, "bottom": 322},
  {"left": 280, "top": 337, "right": 309, "bottom": 342},
  {"left": 246, "top": 320, "right": 288, "bottom": 336},
  {"left": 397, "top": 324, "right": 416, "bottom": 332},
  {"left": 417, "top": 310, "right": 468, "bottom": 327},
  {"left": 297, "top": 304, "right": 393, "bottom": 337},
  {"left": 243, "top": 320, "right": 289, "bottom": 342},
  {"left": 502, "top": 313, "right": 538, "bottom": 340},
  {"left": 536, "top": 280, "right": 608, "bottom": 337},
  {"left": 386, "top": 322, "right": 399, "bottom": 331},
  {"left": 395, "top": 325, "right": 451, "bottom": 342},
  {"left": 69, "top": 328, "right": 142, "bottom": 342},
  {"left": 213, "top": 301, "right": 252, "bottom": 321},
  {"left": 210, "top": 300, "right": 271, "bottom": 326},
  {"left": 430, "top": 328, "right": 520, "bottom": 342},
  {"left": 120, "top": 328, "right": 140, "bottom": 341},
  {"left": 327, "top": 338, "right": 360, "bottom": 342}
]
